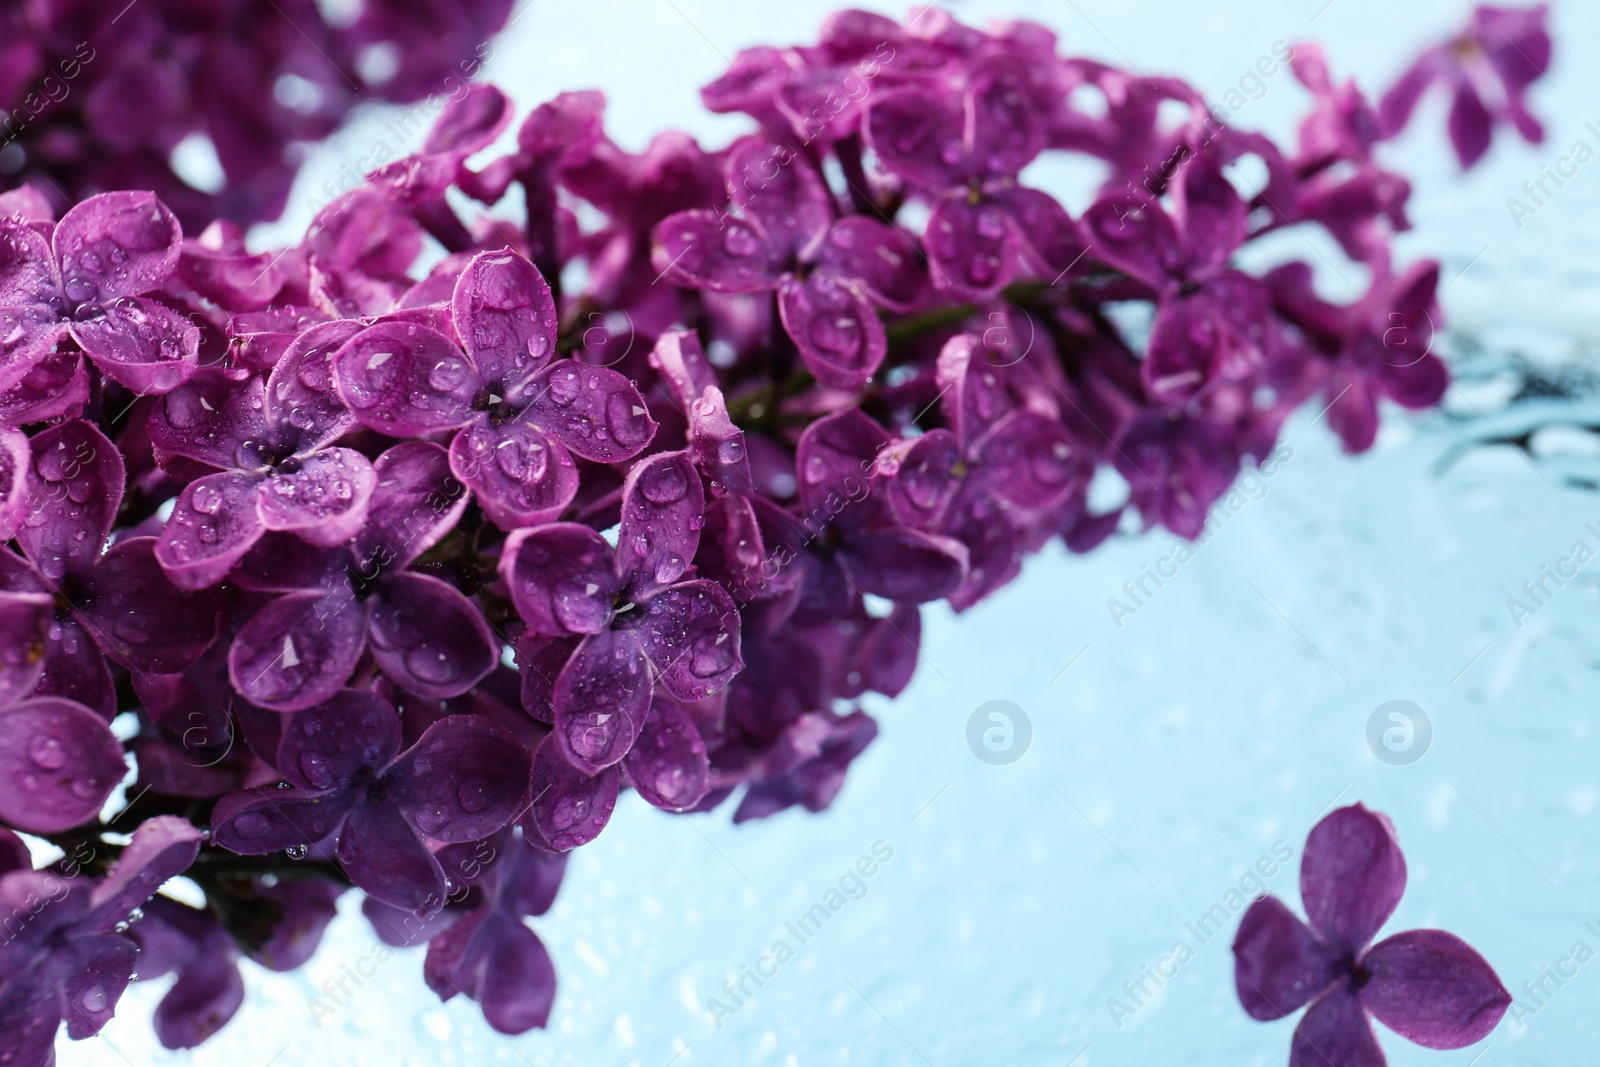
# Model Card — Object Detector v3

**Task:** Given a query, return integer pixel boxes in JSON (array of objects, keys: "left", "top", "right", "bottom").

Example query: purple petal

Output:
[
  {"left": 647, "top": 328, "right": 717, "bottom": 411},
  {"left": 19, "top": 421, "right": 124, "bottom": 582},
  {"left": 689, "top": 386, "right": 755, "bottom": 497},
  {"left": 618, "top": 450, "right": 705, "bottom": 597},
  {"left": 506, "top": 841, "right": 568, "bottom": 916},
  {"left": 1081, "top": 193, "right": 1183, "bottom": 289},
  {"left": 6, "top": 355, "right": 89, "bottom": 437},
  {"left": 850, "top": 603, "right": 921, "bottom": 698},
  {"left": 552, "top": 628, "right": 652, "bottom": 772},
  {"left": 425, "top": 83, "right": 514, "bottom": 156},
  {"left": 262, "top": 319, "right": 363, "bottom": 448},
  {"left": 209, "top": 788, "right": 354, "bottom": 855},
  {"left": 1290, "top": 987, "right": 1385, "bottom": 1067},
  {"left": 1359, "top": 929, "right": 1510, "bottom": 1049},
  {"left": 1232, "top": 895, "right": 1341, "bottom": 1020},
  {"left": 147, "top": 919, "right": 244, "bottom": 1049},
  {"left": 500, "top": 523, "right": 619, "bottom": 637},
  {"left": 275, "top": 690, "right": 401, "bottom": 792},
  {"left": 794, "top": 408, "right": 891, "bottom": 524},
  {"left": 923, "top": 196, "right": 1022, "bottom": 298},
  {"left": 229, "top": 589, "right": 366, "bottom": 712},
  {"left": 969, "top": 410, "right": 1086, "bottom": 512},
  {"left": 0, "top": 587, "right": 51, "bottom": 710},
  {"left": 0, "top": 309, "right": 66, "bottom": 396},
  {"left": 338, "top": 800, "right": 447, "bottom": 911},
  {"left": 0, "top": 973, "right": 61, "bottom": 1063},
  {"left": 256, "top": 447, "right": 376, "bottom": 546},
  {"left": 1301, "top": 803, "right": 1407, "bottom": 953},
  {"left": 1377, "top": 60, "right": 1437, "bottom": 137},
  {"left": 625, "top": 694, "right": 710, "bottom": 810},
  {"left": 651, "top": 209, "right": 787, "bottom": 293},
  {"left": 453, "top": 250, "right": 559, "bottom": 396},
  {"left": 426, "top": 910, "right": 556, "bottom": 1034},
  {"left": 811, "top": 217, "right": 923, "bottom": 311},
  {"left": 777, "top": 271, "right": 887, "bottom": 389},
  {"left": 147, "top": 373, "right": 269, "bottom": 471},
  {"left": 515, "top": 633, "right": 580, "bottom": 724},
  {"left": 991, "top": 186, "right": 1089, "bottom": 279},
  {"left": 84, "top": 815, "right": 204, "bottom": 932},
  {"left": 68, "top": 297, "right": 199, "bottom": 394},
  {"left": 1448, "top": 85, "right": 1493, "bottom": 170},
  {"left": 368, "top": 573, "right": 498, "bottom": 698},
  {"left": 520, "top": 360, "right": 658, "bottom": 463},
  {"left": 390, "top": 715, "right": 533, "bottom": 843},
  {"left": 36, "top": 616, "right": 115, "bottom": 717},
  {"left": 839, "top": 527, "right": 970, "bottom": 604},
  {"left": 866, "top": 86, "right": 967, "bottom": 189},
  {"left": 77, "top": 538, "right": 218, "bottom": 674},
  {"left": 357, "top": 441, "right": 471, "bottom": 570},
  {"left": 474, "top": 916, "right": 558, "bottom": 1034},
  {"left": 0, "top": 429, "right": 28, "bottom": 542},
  {"left": 51, "top": 932, "right": 137, "bottom": 1039},
  {"left": 331, "top": 321, "right": 480, "bottom": 436},
  {"left": 637, "top": 579, "right": 742, "bottom": 702},
  {"left": 0, "top": 697, "right": 125, "bottom": 833},
  {"left": 154, "top": 471, "right": 266, "bottom": 590},
  {"left": 0, "top": 218, "right": 60, "bottom": 307},
  {"left": 726, "top": 138, "right": 833, "bottom": 255},
  {"left": 54, "top": 191, "right": 181, "bottom": 303},
  {"left": 523, "top": 735, "right": 620, "bottom": 851},
  {"left": 967, "top": 71, "right": 1046, "bottom": 178},
  {"left": 888, "top": 428, "right": 960, "bottom": 528},
  {"left": 449, "top": 419, "right": 579, "bottom": 531}
]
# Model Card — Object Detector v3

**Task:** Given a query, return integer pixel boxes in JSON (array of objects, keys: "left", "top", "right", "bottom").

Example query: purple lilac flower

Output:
[
  {"left": 1379, "top": 4, "right": 1550, "bottom": 168},
  {"left": 652, "top": 137, "right": 923, "bottom": 389},
  {"left": 331, "top": 248, "right": 658, "bottom": 528},
  {"left": 1234, "top": 804, "right": 1510, "bottom": 1065},
  {"left": 500, "top": 449, "right": 742, "bottom": 775},
  {"left": 225, "top": 441, "right": 498, "bottom": 711},
  {"left": 424, "top": 829, "right": 566, "bottom": 1034},
  {"left": 6, "top": 418, "right": 218, "bottom": 715},
  {"left": 149, "top": 320, "right": 374, "bottom": 589},
  {"left": 865, "top": 69, "right": 1087, "bottom": 298},
  {"left": 0, "top": 190, "right": 197, "bottom": 398},
  {"left": 0, "top": 817, "right": 202, "bottom": 1062},
  {"left": 211, "top": 690, "right": 531, "bottom": 910}
]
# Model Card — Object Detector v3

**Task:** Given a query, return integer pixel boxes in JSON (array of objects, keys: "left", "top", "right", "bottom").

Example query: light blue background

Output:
[{"left": 70, "top": 1, "right": 1600, "bottom": 1064}]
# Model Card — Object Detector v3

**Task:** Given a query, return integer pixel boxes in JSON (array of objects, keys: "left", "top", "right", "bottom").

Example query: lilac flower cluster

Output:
[
  {"left": 0, "top": 4, "right": 1547, "bottom": 1060},
  {"left": 0, "top": 0, "right": 515, "bottom": 228}
]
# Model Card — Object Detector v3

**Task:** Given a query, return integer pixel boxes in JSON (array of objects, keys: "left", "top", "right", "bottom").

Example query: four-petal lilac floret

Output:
[
  {"left": 332, "top": 248, "right": 658, "bottom": 529},
  {"left": 652, "top": 137, "right": 923, "bottom": 389},
  {"left": 1234, "top": 804, "right": 1510, "bottom": 1066},
  {"left": 0, "top": 191, "right": 198, "bottom": 395},
  {"left": 212, "top": 691, "right": 532, "bottom": 911},
  {"left": 501, "top": 449, "right": 743, "bottom": 775}
]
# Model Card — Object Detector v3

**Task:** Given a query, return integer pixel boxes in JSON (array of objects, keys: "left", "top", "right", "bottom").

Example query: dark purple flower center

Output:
[{"left": 471, "top": 382, "right": 521, "bottom": 424}]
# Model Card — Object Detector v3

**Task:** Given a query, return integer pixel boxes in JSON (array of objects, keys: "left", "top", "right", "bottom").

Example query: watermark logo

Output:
[
  {"left": 1366, "top": 700, "right": 1432, "bottom": 766},
  {"left": 966, "top": 700, "right": 1031, "bottom": 765}
]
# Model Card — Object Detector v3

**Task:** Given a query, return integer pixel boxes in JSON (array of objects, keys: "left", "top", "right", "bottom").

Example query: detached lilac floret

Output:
[
  {"left": 211, "top": 691, "right": 532, "bottom": 911},
  {"left": 0, "top": 191, "right": 198, "bottom": 396},
  {"left": 501, "top": 449, "right": 742, "bottom": 781},
  {"left": 1233, "top": 804, "right": 1510, "bottom": 1066}
]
